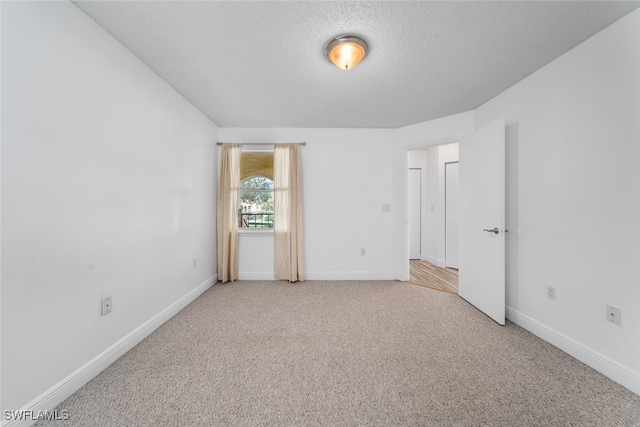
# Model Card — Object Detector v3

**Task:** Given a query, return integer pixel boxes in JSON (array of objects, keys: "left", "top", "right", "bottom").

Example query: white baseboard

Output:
[
  {"left": 3, "top": 276, "right": 217, "bottom": 427},
  {"left": 506, "top": 306, "right": 640, "bottom": 396},
  {"left": 238, "top": 271, "right": 275, "bottom": 280},
  {"left": 304, "top": 271, "right": 397, "bottom": 281},
  {"left": 237, "top": 271, "right": 397, "bottom": 281},
  {"left": 420, "top": 255, "right": 445, "bottom": 267}
]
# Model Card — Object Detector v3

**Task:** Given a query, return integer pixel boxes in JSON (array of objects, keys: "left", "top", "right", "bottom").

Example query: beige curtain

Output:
[
  {"left": 217, "top": 144, "right": 242, "bottom": 282},
  {"left": 274, "top": 144, "right": 304, "bottom": 282}
]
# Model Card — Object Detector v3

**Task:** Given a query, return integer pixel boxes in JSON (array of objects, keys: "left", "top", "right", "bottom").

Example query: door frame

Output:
[{"left": 408, "top": 168, "right": 422, "bottom": 260}]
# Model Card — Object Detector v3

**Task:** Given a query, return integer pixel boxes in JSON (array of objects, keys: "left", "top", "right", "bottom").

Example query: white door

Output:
[
  {"left": 458, "top": 118, "right": 505, "bottom": 325},
  {"left": 408, "top": 168, "right": 421, "bottom": 259},
  {"left": 445, "top": 162, "right": 459, "bottom": 269}
]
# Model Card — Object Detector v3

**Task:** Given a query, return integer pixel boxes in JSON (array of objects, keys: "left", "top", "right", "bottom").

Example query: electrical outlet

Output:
[
  {"left": 361, "top": 248, "right": 366, "bottom": 256},
  {"left": 101, "top": 297, "right": 112, "bottom": 316},
  {"left": 606, "top": 305, "right": 621, "bottom": 326},
  {"left": 546, "top": 285, "right": 556, "bottom": 301},
  {"left": 193, "top": 258, "right": 197, "bottom": 269}
]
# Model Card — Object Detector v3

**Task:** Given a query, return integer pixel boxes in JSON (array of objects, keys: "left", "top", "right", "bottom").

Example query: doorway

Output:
[
  {"left": 407, "top": 144, "right": 460, "bottom": 294},
  {"left": 403, "top": 118, "right": 506, "bottom": 324}
]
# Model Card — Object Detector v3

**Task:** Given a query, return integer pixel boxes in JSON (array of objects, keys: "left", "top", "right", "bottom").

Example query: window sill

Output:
[{"left": 238, "top": 229, "right": 274, "bottom": 235}]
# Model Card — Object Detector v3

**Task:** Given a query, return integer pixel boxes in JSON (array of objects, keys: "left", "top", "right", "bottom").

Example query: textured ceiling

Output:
[{"left": 73, "top": 1, "right": 639, "bottom": 129}]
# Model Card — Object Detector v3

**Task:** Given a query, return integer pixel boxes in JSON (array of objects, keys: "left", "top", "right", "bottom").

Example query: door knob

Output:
[{"left": 483, "top": 227, "right": 499, "bottom": 234}]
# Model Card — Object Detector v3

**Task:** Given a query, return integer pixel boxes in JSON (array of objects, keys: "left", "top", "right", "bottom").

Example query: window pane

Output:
[
  {"left": 238, "top": 211, "right": 274, "bottom": 229},
  {"left": 239, "top": 190, "right": 273, "bottom": 212}
]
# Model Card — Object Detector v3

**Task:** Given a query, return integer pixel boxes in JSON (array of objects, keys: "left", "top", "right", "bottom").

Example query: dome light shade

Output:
[{"left": 326, "top": 35, "right": 368, "bottom": 70}]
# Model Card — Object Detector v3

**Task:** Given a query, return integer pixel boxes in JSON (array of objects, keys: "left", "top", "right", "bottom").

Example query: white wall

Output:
[
  {"left": 238, "top": 231, "right": 275, "bottom": 279},
  {"left": 474, "top": 9, "right": 640, "bottom": 391},
  {"left": 224, "top": 115, "right": 474, "bottom": 282},
  {"left": 408, "top": 143, "right": 459, "bottom": 268},
  {"left": 1, "top": 1, "right": 218, "bottom": 418},
  {"left": 219, "top": 128, "right": 396, "bottom": 280}
]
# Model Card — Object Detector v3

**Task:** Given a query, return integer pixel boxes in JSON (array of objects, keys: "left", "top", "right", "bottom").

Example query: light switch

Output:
[{"left": 382, "top": 203, "right": 391, "bottom": 212}]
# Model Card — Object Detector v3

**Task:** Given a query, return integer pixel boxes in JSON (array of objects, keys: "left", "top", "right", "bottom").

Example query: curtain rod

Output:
[{"left": 216, "top": 141, "right": 306, "bottom": 146}]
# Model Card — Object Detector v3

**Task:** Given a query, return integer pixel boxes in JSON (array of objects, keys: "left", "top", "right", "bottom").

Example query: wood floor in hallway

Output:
[{"left": 409, "top": 260, "right": 459, "bottom": 294}]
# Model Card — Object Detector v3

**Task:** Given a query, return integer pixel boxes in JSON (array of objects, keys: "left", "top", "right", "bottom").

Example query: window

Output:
[
  {"left": 238, "top": 151, "right": 274, "bottom": 229},
  {"left": 239, "top": 176, "right": 274, "bottom": 228}
]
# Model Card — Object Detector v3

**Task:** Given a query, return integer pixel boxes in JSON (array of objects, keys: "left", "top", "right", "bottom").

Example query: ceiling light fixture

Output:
[{"left": 326, "top": 35, "right": 368, "bottom": 71}]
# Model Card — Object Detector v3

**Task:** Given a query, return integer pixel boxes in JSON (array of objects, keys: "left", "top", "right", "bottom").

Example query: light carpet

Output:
[{"left": 38, "top": 280, "right": 640, "bottom": 426}]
